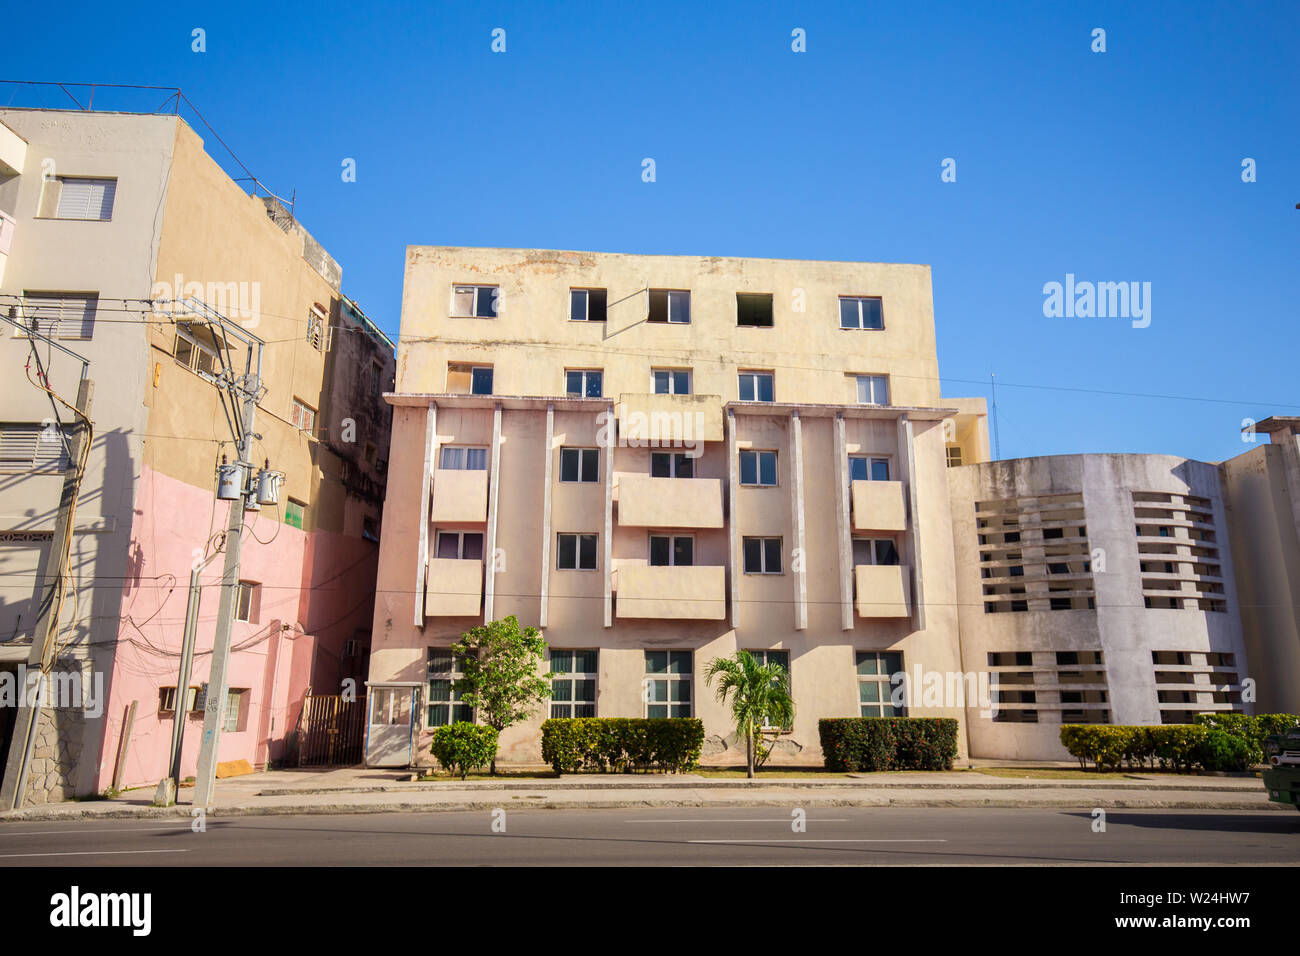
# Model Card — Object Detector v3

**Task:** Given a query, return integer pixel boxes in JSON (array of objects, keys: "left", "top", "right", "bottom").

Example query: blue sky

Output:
[{"left": 4, "top": 0, "right": 1296, "bottom": 462}]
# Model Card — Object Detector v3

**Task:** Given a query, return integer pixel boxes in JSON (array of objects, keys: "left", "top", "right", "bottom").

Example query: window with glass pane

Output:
[
  {"left": 565, "top": 369, "right": 603, "bottom": 397},
  {"left": 470, "top": 367, "right": 494, "bottom": 395},
  {"left": 652, "top": 369, "right": 691, "bottom": 394},
  {"left": 570, "top": 288, "right": 607, "bottom": 322},
  {"left": 649, "top": 534, "right": 693, "bottom": 566},
  {"left": 645, "top": 650, "right": 692, "bottom": 718},
  {"left": 856, "top": 375, "right": 889, "bottom": 406},
  {"left": 839, "top": 296, "right": 884, "bottom": 330},
  {"left": 650, "top": 451, "right": 694, "bottom": 478},
  {"left": 550, "top": 649, "right": 597, "bottom": 717},
  {"left": 224, "top": 690, "right": 243, "bottom": 732},
  {"left": 427, "top": 649, "right": 474, "bottom": 726},
  {"left": 557, "top": 532, "right": 598, "bottom": 570},
  {"left": 440, "top": 446, "right": 488, "bottom": 470},
  {"left": 436, "top": 531, "right": 484, "bottom": 560},
  {"left": 743, "top": 536, "right": 782, "bottom": 574},
  {"left": 856, "top": 651, "right": 904, "bottom": 717},
  {"left": 738, "top": 371, "right": 775, "bottom": 403},
  {"left": 852, "top": 537, "right": 900, "bottom": 566},
  {"left": 739, "top": 449, "right": 777, "bottom": 486},
  {"left": 849, "top": 456, "right": 890, "bottom": 482},
  {"left": 560, "top": 447, "right": 599, "bottom": 483}
]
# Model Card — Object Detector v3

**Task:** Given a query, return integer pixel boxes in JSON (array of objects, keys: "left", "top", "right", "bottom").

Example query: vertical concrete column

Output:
[
  {"left": 603, "top": 402, "right": 614, "bottom": 628},
  {"left": 899, "top": 415, "right": 926, "bottom": 631},
  {"left": 790, "top": 410, "right": 808, "bottom": 630},
  {"left": 413, "top": 401, "right": 438, "bottom": 627},
  {"left": 727, "top": 408, "right": 740, "bottom": 629},
  {"left": 539, "top": 403, "right": 555, "bottom": 628},
  {"left": 483, "top": 402, "right": 503, "bottom": 623},
  {"left": 834, "top": 414, "right": 853, "bottom": 630}
]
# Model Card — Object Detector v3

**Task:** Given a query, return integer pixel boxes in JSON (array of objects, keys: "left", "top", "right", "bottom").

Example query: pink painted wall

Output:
[{"left": 96, "top": 465, "right": 377, "bottom": 791}]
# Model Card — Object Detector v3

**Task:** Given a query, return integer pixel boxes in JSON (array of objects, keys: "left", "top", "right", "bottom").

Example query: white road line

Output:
[
  {"left": 688, "top": 838, "right": 948, "bottom": 844},
  {"left": 0, "top": 848, "right": 190, "bottom": 859},
  {"left": 624, "top": 818, "right": 850, "bottom": 823},
  {"left": 0, "top": 826, "right": 195, "bottom": 837}
]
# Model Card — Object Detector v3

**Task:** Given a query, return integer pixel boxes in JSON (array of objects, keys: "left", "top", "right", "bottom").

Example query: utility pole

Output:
[
  {"left": 990, "top": 372, "right": 1002, "bottom": 460},
  {"left": 165, "top": 546, "right": 220, "bottom": 795},
  {"left": 0, "top": 379, "right": 93, "bottom": 811}
]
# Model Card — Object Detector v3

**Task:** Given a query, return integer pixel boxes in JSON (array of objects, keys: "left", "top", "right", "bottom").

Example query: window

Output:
[
  {"left": 19, "top": 293, "right": 97, "bottom": 340},
  {"left": 738, "top": 370, "right": 774, "bottom": 403},
  {"left": 224, "top": 689, "right": 248, "bottom": 733},
  {"left": 746, "top": 650, "right": 791, "bottom": 729},
  {"left": 849, "top": 455, "right": 891, "bottom": 482},
  {"left": 0, "top": 423, "right": 69, "bottom": 472},
  {"left": 362, "top": 515, "right": 379, "bottom": 542},
  {"left": 856, "top": 651, "right": 904, "bottom": 717},
  {"left": 427, "top": 649, "right": 473, "bottom": 726},
  {"left": 158, "top": 686, "right": 200, "bottom": 714},
  {"left": 234, "top": 581, "right": 261, "bottom": 623},
  {"left": 291, "top": 399, "right": 316, "bottom": 432},
  {"left": 556, "top": 533, "right": 598, "bottom": 571},
  {"left": 560, "top": 447, "right": 599, "bottom": 483},
  {"left": 739, "top": 449, "right": 777, "bottom": 486},
  {"left": 736, "top": 293, "right": 774, "bottom": 327},
  {"left": 946, "top": 445, "right": 964, "bottom": 467},
  {"left": 856, "top": 374, "right": 890, "bottom": 406},
  {"left": 570, "top": 288, "right": 607, "bottom": 322},
  {"left": 550, "top": 649, "right": 597, "bottom": 718},
  {"left": 651, "top": 368, "right": 691, "bottom": 395},
  {"left": 853, "top": 538, "right": 900, "bottom": 566},
  {"left": 440, "top": 446, "right": 488, "bottom": 470},
  {"left": 645, "top": 650, "right": 692, "bottom": 718},
  {"left": 650, "top": 451, "right": 694, "bottom": 478},
  {"left": 648, "top": 289, "right": 690, "bottom": 324},
  {"left": 840, "top": 296, "right": 884, "bottom": 330},
  {"left": 447, "top": 364, "right": 494, "bottom": 395},
  {"left": 173, "top": 327, "right": 220, "bottom": 377},
  {"left": 742, "top": 536, "right": 783, "bottom": 574},
  {"left": 370, "top": 362, "right": 384, "bottom": 394},
  {"left": 649, "top": 534, "right": 694, "bottom": 566},
  {"left": 285, "top": 499, "right": 306, "bottom": 530},
  {"left": 451, "top": 284, "right": 498, "bottom": 318},
  {"left": 307, "top": 304, "right": 330, "bottom": 352},
  {"left": 436, "top": 531, "right": 485, "bottom": 560},
  {"left": 565, "top": 368, "right": 603, "bottom": 398},
  {"left": 49, "top": 177, "right": 117, "bottom": 221}
]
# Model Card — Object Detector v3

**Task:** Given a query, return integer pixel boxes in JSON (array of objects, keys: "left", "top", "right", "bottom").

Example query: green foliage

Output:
[
  {"left": 818, "top": 718, "right": 959, "bottom": 772},
  {"left": 540, "top": 718, "right": 705, "bottom": 773},
  {"left": 1058, "top": 717, "right": 1300, "bottom": 773},
  {"left": 451, "top": 616, "right": 552, "bottom": 772},
  {"left": 430, "top": 722, "right": 499, "bottom": 779},
  {"left": 705, "top": 651, "right": 795, "bottom": 777}
]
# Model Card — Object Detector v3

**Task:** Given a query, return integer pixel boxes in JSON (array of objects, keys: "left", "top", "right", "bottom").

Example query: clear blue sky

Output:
[{"left": 4, "top": 0, "right": 1297, "bottom": 463}]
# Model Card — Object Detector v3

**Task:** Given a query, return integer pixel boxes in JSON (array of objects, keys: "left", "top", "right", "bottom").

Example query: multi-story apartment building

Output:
[
  {"left": 369, "top": 247, "right": 985, "bottom": 767},
  {"left": 0, "top": 105, "right": 394, "bottom": 805}
]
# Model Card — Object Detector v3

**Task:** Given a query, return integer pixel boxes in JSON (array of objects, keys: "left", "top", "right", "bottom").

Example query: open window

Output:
[{"left": 736, "top": 293, "right": 773, "bottom": 327}]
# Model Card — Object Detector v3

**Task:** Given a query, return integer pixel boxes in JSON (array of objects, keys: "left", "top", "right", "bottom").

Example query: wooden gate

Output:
[{"left": 296, "top": 693, "right": 366, "bottom": 767}]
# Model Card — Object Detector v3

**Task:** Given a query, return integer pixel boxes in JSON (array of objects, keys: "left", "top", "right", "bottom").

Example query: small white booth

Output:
[{"left": 364, "top": 681, "right": 423, "bottom": 768}]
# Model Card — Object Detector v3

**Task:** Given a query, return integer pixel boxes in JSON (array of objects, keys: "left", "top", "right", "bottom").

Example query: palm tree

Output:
[{"left": 705, "top": 651, "right": 795, "bottom": 778}]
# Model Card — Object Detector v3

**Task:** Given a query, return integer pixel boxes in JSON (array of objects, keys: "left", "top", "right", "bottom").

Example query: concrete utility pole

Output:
[
  {"left": 165, "top": 546, "right": 220, "bottom": 795},
  {"left": 192, "top": 377, "right": 257, "bottom": 807},
  {"left": 0, "top": 379, "right": 93, "bottom": 811}
]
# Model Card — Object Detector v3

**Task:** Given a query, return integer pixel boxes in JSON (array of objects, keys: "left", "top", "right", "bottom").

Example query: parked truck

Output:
[{"left": 1262, "top": 729, "right": 1300, "bottom": 811}]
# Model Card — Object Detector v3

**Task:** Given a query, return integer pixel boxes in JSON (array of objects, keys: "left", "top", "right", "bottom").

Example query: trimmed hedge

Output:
[
  {"left": 540, "top": 718, "right": 704, "bottom": 773},
  {"left": 430, "top": 722, "right": 499, "bottom": 779},
  {"left": 819, "top": 718, "right": 959, "bottom": 772},
  {"left": 1060, "top": 715, "right": 1300, "bottom": 773}
]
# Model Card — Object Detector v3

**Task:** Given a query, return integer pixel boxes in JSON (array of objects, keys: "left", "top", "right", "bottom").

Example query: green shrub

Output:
[
  {"left": 818, "top": 718, "right": 959, "bottom": 772},
  {"left": 1195, "top": 712, "right": 1300, "bottom": 767},
  {"left": 430, "top": 722, "right": 499, "bottom": 779},
  {"left": 540, "top": 718, "right": 704, "bottom": 773},
  {"left": 1196, "top": 728, "right": 1254, "bottom": 772}
]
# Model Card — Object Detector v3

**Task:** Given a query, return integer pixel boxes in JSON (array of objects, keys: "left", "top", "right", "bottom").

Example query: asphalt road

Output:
[{"left": 1, "top": 808, "right": 1296, "bottom": 866}]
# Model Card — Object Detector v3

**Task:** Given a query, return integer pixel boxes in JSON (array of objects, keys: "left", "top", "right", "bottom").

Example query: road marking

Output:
[
  {"left": 688, "top": 838, "right": 948, "bottom": 844},
  {"left": 0, "top": 826, "right": 195, "bottom": 837},
  {"left": 625, "top": 818, "right": 850, "bottom": 823},
  {"left": 0, "top": 849, "right": 190, "bottom": 859}
]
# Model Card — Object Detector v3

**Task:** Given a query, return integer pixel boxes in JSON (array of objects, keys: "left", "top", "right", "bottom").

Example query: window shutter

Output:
[
  {"left": 22, "top": 293, "right": 96, "bottom": 340},
  {"left": 0, "top": 425, "right": 40, "bottom": 466},
  {"left": 55, "top": 178, "right": 116, "bottom": 220}
]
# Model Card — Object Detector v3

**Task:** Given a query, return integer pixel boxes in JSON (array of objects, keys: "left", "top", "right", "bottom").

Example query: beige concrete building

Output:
[{"left": 369, "top": 247, "right": 986, "bottom": 767}]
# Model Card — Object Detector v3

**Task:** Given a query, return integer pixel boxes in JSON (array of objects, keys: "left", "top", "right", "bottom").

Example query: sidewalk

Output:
[{"left": 0, "top": 765, "right": 1285, "bottom": 821}]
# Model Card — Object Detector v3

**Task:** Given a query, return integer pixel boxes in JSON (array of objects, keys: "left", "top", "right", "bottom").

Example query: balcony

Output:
[
  {"left": 0, "top": 211, "right": 13, "bottom": 286},
  {"left": 617, "top": 392, "right": 724, "bottom": 445},
  {"left": 431, "top": 468, "right": 488, "bottom": 523},
  {"left": 425, "top": 558, "right": 483, "bottom": 617},
  {"left": 851, "top": 480, "right": 907, "bottom": 532},
  {"left": 615, "top": 564, "right": 726, "bottom": 620},
  {"left": 854, "top": 564, "right": 911, "bottom": 618},
  {"left": 617, "top": 476, "right": 724, "bottom": 528}
]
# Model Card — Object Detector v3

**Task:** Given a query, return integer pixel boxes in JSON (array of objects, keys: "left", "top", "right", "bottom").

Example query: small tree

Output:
[
  {"left": 705, "top": 650, "right": 795, "bottom": 778},
  {"left": 430, "top": 722, "right": 499, "bottom": 780},
  {"left": 451, "top": 616, "right": 553, "bottom": 774}
]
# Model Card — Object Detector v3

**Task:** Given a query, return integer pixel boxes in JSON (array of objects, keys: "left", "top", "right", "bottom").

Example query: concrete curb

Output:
[{"left": 0, "top": 794, "right": 1287, "bottom": 822}]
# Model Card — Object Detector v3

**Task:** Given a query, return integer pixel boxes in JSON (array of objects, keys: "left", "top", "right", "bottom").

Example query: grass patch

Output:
[
  {"left": 972, "top": 767, "right": 1135, "bottom": 781},
  {"left": 691, "top": 768, "right": 855, "bottom": 779},
  {"left": 417, "top": 770, "right": 561, "bottom": 782}
]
